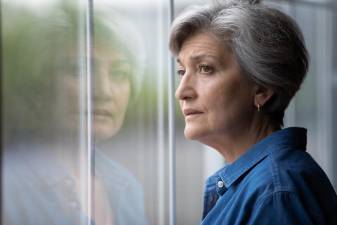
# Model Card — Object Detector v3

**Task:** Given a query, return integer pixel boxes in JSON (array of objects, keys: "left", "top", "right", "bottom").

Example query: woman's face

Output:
[
  {"left": 92, "top": 49, "right": 131, "bottom": 140},
  {"left": 175, "top": 32, "right": 255, "bottom": 145},
  {"left": 57, "top": 48, "right": 131, "bottom": 141}
]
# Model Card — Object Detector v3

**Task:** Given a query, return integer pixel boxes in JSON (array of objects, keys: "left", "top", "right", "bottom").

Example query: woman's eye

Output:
[
  {"left": 177, "top": 69, "right": 185, "bottom": 77},
  {"left": 109, "top": 63, "right": 131, "bottom": 81},
  {"left": 199, "top": 64, "right": 214, "bottom": 74}
]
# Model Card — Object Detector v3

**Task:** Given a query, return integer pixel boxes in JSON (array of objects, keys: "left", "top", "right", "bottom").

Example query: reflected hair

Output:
[
  {"left": 169, "top": 0, "right": 309, "bottom": 128},
  {"left": 40, "top": 4, "right": 145, "bottom": 101}
]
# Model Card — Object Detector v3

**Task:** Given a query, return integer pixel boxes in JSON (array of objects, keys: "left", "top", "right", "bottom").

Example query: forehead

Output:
[{"left": 177, "top": 32, "right": 227, "bottom": 63}]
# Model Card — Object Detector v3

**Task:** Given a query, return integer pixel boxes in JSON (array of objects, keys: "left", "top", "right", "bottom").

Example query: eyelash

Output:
[
  {"left": 176, "top": 64, "right": 214, "bottom": 78},
  {"left": 177, "top": 69, "right": 185, "bottom": 78},
  {"left": 198, "top": 64, "right": 214, "bottom": 74}
]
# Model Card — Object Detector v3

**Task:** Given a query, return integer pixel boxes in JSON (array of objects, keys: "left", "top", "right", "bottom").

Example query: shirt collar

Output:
[{"left": 206, "top": 127, "right": 307, "bottom": 193}]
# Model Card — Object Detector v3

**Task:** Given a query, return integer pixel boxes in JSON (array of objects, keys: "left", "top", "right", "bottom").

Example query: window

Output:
[{"left": 1, "top": 0, "right": 336, "bottom": 225}]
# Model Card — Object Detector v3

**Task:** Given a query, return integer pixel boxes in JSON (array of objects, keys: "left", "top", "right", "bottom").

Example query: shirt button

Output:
[{"left": 217, "top": 180, "right": 224, "bottom": 188}]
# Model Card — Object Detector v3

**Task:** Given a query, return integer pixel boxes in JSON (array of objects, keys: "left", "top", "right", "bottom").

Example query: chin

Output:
[
  {"left": 94, "top": 126, "right": 119, "bottom": 141},
  {"left": 184, "top": 125, "right": 206, "bottom": 140},
  {"left": 93, "top": 117, "right": 124, "bottom": 141}
]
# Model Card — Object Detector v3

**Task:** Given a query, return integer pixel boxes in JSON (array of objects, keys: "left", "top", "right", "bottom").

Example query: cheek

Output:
[
  {"left": 114, "top": 81, "right": 130, "bottom": 109},
  {"left": 207, "top": 79, "right": 252, "bottom": 128},
  {"left": 206, "top": 79, "right": 238, "bottom": 111},
  {"left": 179, "top": 100, "right": 183, "bottom": 111}
]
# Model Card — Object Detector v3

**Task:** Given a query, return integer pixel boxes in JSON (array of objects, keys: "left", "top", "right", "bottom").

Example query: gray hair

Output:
[{"left": 169, "top": 0, "right": 309, "bottom": 128}]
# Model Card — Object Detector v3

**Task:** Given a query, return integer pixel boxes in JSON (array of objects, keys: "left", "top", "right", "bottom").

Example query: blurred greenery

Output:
[
  {"left": 2, "top": 2, "right": 183, "bottom": 141},
  {"left": 2, "top": 3, "right": 137, "bottom": 134}
]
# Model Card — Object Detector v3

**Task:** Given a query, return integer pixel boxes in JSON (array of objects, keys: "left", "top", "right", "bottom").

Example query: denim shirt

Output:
[{"left": 201, "top": 127, "right": 337, "bottom": 225}]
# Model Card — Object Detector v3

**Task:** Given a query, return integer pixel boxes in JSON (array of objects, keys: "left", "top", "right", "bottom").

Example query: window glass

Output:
[
  {"left": 1, "top": 0, "right": 171, "bottom": 224},
  {"left": 2, "top": 1, "right": 92, "bottom": 224},
  {"left": 92, "top": 1, "right": 171, "bottom": 225}
]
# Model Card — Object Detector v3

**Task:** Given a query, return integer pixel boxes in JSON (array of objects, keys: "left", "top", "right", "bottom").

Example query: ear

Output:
[{"left": 253, "top": 85, "right": 274, "bottom": 108}]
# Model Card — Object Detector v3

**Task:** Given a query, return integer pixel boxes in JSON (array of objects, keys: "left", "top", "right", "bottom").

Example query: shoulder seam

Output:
[{"left": 255, "top": 188, "right": 296, "bottom": 209}]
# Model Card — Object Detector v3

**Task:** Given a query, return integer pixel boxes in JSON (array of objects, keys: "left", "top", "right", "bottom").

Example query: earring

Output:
[{"left": 257, "top": 104, "right": 261, "bottom": 112}]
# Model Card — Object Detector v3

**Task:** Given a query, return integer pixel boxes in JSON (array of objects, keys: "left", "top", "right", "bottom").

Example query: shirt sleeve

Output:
[{"left": 248, "top": 191, "right": 316, "bottom": 225}]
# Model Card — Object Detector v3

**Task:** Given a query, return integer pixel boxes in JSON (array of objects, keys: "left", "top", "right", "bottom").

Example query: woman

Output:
[
  {"left": 169, "top": 1, "right": 337, "bottom": 224},
  {"left": 3, "top": 3, "right": 147, "bottom": 225}
]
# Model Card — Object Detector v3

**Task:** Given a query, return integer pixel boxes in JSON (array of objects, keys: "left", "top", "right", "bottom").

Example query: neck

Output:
[{"left": 202, "top": 115, "right": 278, "bottom": 164}]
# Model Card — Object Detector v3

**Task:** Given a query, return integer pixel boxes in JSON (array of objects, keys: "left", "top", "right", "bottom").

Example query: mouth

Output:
[
  {"left": 85, "top": 109, "right": 113, "bottom": 119},
  {"left": 183, "top": 108, "right": 203, "bottom": 118}
]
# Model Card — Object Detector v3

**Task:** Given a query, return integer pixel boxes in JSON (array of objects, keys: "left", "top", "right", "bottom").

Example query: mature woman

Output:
[{"left": 170, "top": 1, "right": 337, "bottom": 224}]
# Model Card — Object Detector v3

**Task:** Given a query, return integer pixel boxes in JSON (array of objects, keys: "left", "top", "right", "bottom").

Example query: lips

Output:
[
  {"left": 94, "top": 109, "right": 112, "bottom": 116},
  {"left": 84, "top": 109, "right": 113, "bottom": 119},
  {"left": 183, "top": 108, "right": 203, "bottom": 117}
]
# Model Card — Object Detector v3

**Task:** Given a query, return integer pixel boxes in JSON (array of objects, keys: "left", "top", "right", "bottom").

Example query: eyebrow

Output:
[{"left": 177, "top": 54, "right": 218, "bottom": 64}]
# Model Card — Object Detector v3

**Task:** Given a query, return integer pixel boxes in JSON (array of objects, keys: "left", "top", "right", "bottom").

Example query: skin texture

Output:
[{"left": 175, "top": 32, "right": 275, "bottom": 163}]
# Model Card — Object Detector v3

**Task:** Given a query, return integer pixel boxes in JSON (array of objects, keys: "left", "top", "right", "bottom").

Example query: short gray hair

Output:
[{"left": 169, "top": 0, "right": 309, "bottom": 128}]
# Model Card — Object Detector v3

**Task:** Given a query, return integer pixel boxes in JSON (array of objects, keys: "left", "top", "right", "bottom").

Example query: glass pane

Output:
[
  {"left": 1, "top": 1, "right": 92, "bottom": 225},
  {"left": 91, "top": 1, "right": 171, "bottom": 225},
  {"left": 1, "top": 0, "right": 172, "bottom": 225}
]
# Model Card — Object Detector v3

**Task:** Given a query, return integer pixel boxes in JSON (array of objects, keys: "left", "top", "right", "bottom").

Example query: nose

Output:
[
  {"left": 94, "top": 65, "right": 113, "bottom": 101},
  {"left": 175, "top": 71, "right": 197, "bottom": 101}
]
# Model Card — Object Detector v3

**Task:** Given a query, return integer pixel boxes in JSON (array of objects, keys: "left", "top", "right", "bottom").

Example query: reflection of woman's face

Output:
[
  {"left": 57, "top": 48, "right": 131, "bottom": 141},
  {"left": 93, "top": 49, "right": 131, "bottom": 140}
]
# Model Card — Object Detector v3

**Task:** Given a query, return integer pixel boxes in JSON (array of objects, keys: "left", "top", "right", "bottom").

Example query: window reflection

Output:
[{"left": 2, "top": 3, "right": 147, "bottom": 225}]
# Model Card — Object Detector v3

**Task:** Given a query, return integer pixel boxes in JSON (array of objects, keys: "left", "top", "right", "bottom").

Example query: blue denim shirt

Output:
[{"left": 201, "top": 127, "right": 337, "bottom": 225}]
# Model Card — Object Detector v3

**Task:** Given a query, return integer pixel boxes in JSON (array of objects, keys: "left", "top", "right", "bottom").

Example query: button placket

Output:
[{"left": 216, "top": 178, "right": 227, "bottom": 196}]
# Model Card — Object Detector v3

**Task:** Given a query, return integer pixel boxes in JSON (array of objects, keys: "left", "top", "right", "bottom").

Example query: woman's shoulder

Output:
[
  {"left": 262, "top": 147, "right": 337, "bottom": 208},
  {"left": 268, "top": 144, "right": 333, "bottom": 190},
  {"left": 242, "top": 145, "right": 336, "bottom": 200}
]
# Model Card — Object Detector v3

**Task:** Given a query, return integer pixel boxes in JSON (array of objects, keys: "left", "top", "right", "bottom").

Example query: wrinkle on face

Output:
[{"left": 176, "top": 32, "right": 257, "bottom": 159}]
